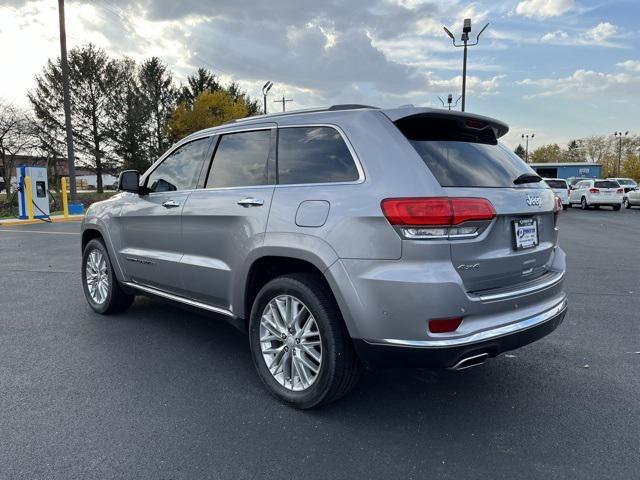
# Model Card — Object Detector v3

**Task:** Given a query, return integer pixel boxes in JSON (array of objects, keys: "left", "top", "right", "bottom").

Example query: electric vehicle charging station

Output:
[{"left": 17, "top": 165, "right": 50, "bottom": 219}]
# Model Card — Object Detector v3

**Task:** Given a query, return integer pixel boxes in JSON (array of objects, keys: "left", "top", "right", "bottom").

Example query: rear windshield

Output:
[
  {"left": 406, "top": 140, "right": 542, "bottom": 188},
  {"left": 594, "top": 181, "right": 619, "bottom": 189},
  {"left": 546, "top": 180, "right": 567, "bottom": 189}
]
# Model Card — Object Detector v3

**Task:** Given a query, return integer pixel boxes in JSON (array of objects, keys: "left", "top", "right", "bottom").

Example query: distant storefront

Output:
[{"left": 529, "top": 162, "right": 602, "bottom": 180}]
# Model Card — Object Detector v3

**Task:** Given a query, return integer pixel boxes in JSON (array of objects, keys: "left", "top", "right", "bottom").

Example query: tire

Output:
[
  {"left": 581, "top": 197, "right": 588, "bottom": 210},
  {"left": 249, "top": 273, "right": 361, "bottom": 409},
  {"left": 82, "top": 238, "right": 134, "bottom": 314},
  {"left": 624, "top": 198, "right": 631, "bottom": 209},
  {"left": 613, "top": 204, "right": 621, "bottom": 211}
]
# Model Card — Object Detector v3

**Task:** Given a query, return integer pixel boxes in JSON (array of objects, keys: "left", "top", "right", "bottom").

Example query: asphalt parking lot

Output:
[{"left": 1, "top": 208, "right": 639, "bottom": 479}]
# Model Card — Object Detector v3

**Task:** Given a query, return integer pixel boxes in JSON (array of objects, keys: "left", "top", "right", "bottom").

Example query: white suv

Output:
[
  {"left": 569, "top": 179, "right": 623, "bottom": 210},
  {"left": 544, "top": 178, "right": 569, "bottom": 210}
]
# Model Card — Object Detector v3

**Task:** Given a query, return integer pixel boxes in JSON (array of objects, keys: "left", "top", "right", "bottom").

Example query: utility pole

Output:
[
  {"left": 438, "top": 94, "right": 461, "bottom": 110},
  {"left": 58, "top": 0, "right": 77, "bottom": 202},
  {"left": 613, "top": 131, "right": 628, "bottom": 176},
  {"left": 522, "top": 133, "right": 535, "bottom": 163},
  {"left": 443, "top": 19, "right": 489, "bottom": 112},
  {"left": 262, "top": 81, "right": 273, "bottom": 114},
  {"left": 274, "top": 94, "right": 293, "bottom": 112}
]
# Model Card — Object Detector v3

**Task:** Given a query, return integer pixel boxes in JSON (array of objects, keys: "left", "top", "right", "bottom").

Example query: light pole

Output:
[
  {"left": 262, "top": 81, "right": 273, "bottom": 114},
  {"left": 522, "top": 133, "right": 535, "bottom": 163},
  {"left": 613, "top": 131, "right": 629, "bottom": 176},
  {"left": 274, "top": 94, "right": 293, "bottom": 112},
  {"left": 438, "top": 93, "right": 461, "bottom": 110},
  {"left": 443, "top": 18, "right": 489, "bottom": 112}
]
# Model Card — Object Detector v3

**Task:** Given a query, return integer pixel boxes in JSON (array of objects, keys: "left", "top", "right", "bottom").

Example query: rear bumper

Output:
[
  {"left": 589, "top": 196, "right": 622, "bottom": 205},
  {"left": 354, "top": 297, "right": 567, "bottom": 369}
]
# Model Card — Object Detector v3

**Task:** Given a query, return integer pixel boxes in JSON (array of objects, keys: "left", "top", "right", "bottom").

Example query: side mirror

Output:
[{"left": 118, "top": 170, "right": 141, "bottom": 193}]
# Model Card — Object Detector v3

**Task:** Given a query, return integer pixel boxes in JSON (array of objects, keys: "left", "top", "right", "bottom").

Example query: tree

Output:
[
  {"left": 565, "top": 140, "right": 584, "bottom": 162},
  {"left": 139, "top": 57, "right": 176, "bottom": 159},
  {"left": 168, "top": 90, "right": 248, "bottom": 140},
  {"left": 621, "top": 154, "right": 640, "bottom": 181},
  {"left": 0, "top": 102, "right": 37, "bottom": 199},
  {"left": 582, "top": 135, "right": 612, "bottom": 164},
  {"left": 227, "top": 81, "right": 261, "bottom": 116},
  {"left": 177, "top": 67, "right": 221, "bottom": 107},
  {"left": 107, "top": 58, "right": 151, "bottom": 172},
  {"left": 29, "top": 44, "right": 120, "bottom": 193},
  {"left": 514, "top": 144, "right": 526, "bottom": 159},
  {"left": 529, "top": 144, "right": 564, "bottom": 164}
]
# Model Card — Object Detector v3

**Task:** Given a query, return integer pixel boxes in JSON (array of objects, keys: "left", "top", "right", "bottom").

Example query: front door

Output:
[
  {"left": 117, "top": 136, "right": 212, "bottom": 293},
  {"left": 180, "top": 126, "right": 276, "bottom": 309}
]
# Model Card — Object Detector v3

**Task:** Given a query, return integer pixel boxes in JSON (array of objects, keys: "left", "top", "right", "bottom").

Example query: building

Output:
[{"left": 529, "top": 162, "right": 602, "bottom": 181}]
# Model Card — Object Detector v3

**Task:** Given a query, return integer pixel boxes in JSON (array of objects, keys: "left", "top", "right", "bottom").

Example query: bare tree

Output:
[{"left": 0, "top": 102, "right": 37, "bottom": 199}]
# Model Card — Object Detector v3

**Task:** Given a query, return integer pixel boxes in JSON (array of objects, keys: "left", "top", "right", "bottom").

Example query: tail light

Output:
[
  {"left": 428, "top": 317, "right": 463, "bottom": 333},
  {"left": 616, "top": 188, "right": 623, "bottom": 194},
  {"left": 554, "top": 196, "right": 562, "bottom": 214},
  {"left": 381, "top": 197, "right": 495, "bottom": 239},
  {"left": 589, "top": 188, "right": 600, "bottom": 193}
]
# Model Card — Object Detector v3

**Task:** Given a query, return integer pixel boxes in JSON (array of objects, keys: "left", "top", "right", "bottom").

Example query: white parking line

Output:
[{"left": 0, "top": 229, "right": 80, "bottom": 235}]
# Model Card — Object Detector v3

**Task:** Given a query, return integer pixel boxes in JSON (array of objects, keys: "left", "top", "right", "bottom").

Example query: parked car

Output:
[
  {"left": 624, "top": 186, "right": 640, "bottom": 209},
  {"left": 606, "top": 177, "right": 638, "bottom": 195},
  {"left": 569, "top": 179, "right": 623, "bottom": 210},
  {"left": 80, "top": 105, "right": 567, "bottom": 408},
  {"left": 544, "top": 178, "right": 569, "bottom": 210},
  {"left": 567, "top": 177, "right": 590, "bottom": 190}
]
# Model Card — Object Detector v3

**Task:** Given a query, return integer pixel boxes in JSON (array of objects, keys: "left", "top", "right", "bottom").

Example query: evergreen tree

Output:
[{"left": 514, "top": 144, "right": 526, "bottom": 159}]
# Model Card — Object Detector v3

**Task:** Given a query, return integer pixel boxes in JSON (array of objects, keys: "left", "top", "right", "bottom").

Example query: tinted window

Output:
[
  {"left": 207, "top": 130, "right": 271, "bottom": 188},
  {"left": 277, "top": 127, "right": 359, "bottom": 184},
  {"left": 546, "top": 180, "right": 567, "bottom": 189},
  {"left": 407, "top": 141, "right": 541, "bottom": 188},
  {"left": 147, "top": 138, "right": 210, "bottom": 192},
  {"left": 594, "top": 181, "right": 619, "bottom": 189}
]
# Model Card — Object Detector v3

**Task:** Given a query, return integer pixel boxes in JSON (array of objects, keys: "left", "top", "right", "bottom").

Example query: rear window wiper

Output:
[{"left": 513, "top": 173, "right": 543, "bottom": 185}]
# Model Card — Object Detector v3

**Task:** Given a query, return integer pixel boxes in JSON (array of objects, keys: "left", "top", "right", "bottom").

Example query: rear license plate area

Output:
[{"left": 513, "top": 218, "right": 538, "bottom": 250}]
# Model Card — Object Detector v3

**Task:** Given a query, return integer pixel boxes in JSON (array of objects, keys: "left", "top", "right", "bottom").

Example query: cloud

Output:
[
  {"left": 520, "top": 69, "right": 640, "bottom": 97},
  {"left": 515, "top": 0, "right": 575, "bottom": 18},
  {"left": 617, "top": 60, "right": 640, "bottom": 72},
  {"left": 540, "top": 22, "right": 621, "bottom": 47}
]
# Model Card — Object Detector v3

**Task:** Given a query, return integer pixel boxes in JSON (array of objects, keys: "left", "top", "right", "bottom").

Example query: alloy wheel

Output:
[
  {"left": 259, "top": 295, "right": 322, "bottom": 391},
  {"left": 85, "top": 249, "right": 110, "bottom": 304}
]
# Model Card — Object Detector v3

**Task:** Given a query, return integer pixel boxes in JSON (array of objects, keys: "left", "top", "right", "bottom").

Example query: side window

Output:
[
  {"left": 277, "top": 126, "right": 360, "bottom": 185},
  {"left": 206, "top": 130, "right": 271, "bottom": 188},
  {"left": 146, "top": 138, "right": 210, "bottom": 192}
]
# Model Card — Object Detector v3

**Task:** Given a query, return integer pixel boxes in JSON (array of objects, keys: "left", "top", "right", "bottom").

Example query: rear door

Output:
[
  {"left": 394, "top": 115, "right": 558, "bottom": 292},
  {"left": 593, "top": 180, "right": 621, "bottom": 201},
  {"left": 179, "top": 126, "right": 276, "bottom": 308}
]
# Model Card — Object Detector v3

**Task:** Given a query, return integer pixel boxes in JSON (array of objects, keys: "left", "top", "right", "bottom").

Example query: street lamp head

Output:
[
  {"left": 262, "top": 81, "right": 273, "bottom": 94},
  {"left": 447, "top": 94, "right": 453, "bottom": 104},
  {"left": 625, "top": 131, "right": 629, "bottom": 136},
  {"left": 443, "top": 26, "right": 455, "bottom": 40},
  {"left": 463, "top": 18, "right": 471, "bottom": 33},
  {"left": 521, "top": 134, "right": 525, "bottom": 139},
  {"left": 531, "top": 133, "right": 535, "bottom": 138}
]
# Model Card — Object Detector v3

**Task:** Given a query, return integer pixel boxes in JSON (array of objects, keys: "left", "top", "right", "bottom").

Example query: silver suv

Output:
[{"left": 81, "top": 105, "right": 567, "bottom": 408}]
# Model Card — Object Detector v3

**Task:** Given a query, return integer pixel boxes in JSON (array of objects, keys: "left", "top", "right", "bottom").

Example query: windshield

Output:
[{"left": 546, "top": 180, "right": 567, "bottom": 189}]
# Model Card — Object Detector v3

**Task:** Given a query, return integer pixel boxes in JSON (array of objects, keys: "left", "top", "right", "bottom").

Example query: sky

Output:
[{"left": 0, "top": 0, "right": 638, "bottom": 149}]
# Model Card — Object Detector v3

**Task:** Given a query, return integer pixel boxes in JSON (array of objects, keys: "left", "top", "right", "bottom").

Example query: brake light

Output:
[
  {"left": 589, "top": 188, "right": 599, "bottom": 193},
  {"left": 429, "top": 317, "right": 463, "bottom": 333},
  {"left": 616, "top": 188, "right": 623, "bottom": 194},
  {"left": 381, "top": 197, "right": 495, "bottom": 226}
]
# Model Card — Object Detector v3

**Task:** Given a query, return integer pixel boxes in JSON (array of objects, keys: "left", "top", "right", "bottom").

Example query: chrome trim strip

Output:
[
  {"left": 475, "top": 270, "right": 565, "bottom": 302},
  {"left": 369, "top": 298, "right": 567, "bottom": 348},
  {"left": 124, "top": 282, "right": 235, "bottom": 317}
]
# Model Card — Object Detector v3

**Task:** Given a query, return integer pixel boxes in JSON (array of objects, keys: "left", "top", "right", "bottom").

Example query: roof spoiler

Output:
[{"left": 384, "top": 108, "right": 509, "bottom": 140}]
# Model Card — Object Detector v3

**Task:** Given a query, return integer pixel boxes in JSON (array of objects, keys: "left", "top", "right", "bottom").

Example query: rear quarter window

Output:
[{"left": 276, "top": 126, "right": 360, "bottom": 185}]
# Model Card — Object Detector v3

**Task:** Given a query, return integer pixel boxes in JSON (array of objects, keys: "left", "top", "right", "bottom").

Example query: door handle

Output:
[
  {"left": 237, "top": 197, "right": 264, "bottom": 207},
  {"left": 162, "top": 200, "right": 180, "bottom": 208}
]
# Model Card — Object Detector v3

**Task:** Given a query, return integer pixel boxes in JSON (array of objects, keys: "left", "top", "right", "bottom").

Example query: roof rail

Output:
[{"left": 222, "top": 104, "right": 380, "bottom": 125}]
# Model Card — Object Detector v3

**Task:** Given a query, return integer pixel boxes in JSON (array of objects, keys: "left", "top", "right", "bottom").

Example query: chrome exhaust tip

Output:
[{"left": 450, "top": 353, "right": 489, "bottom": 371}]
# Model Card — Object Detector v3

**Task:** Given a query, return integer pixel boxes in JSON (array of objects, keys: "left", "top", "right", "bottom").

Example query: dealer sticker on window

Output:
[{"left": 513, "top": 218, "right": 538, "bottom": 250}]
